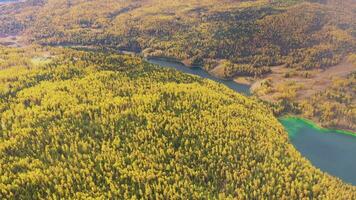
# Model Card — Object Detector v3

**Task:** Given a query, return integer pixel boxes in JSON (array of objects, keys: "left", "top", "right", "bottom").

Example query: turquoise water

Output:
[
  {"left": 147, "top": 58, "right": 356, "bottom": 186},
  {"left": 280, "top": 117, "right": 356, "bottom": 185}
]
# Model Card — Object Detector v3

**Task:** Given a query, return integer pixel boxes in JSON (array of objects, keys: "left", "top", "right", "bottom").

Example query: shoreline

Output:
[
  {"left": 280, "top": 116, "right": 356, "bottom": 137},
  {"left": 145, "top": 56, "right": 198, "bottom": 68},
  {"left": 145, "top": 55, "right": 255, "bottom": 87}
]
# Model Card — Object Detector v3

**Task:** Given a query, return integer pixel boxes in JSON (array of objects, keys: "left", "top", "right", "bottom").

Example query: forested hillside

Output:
[{"left": 0, "top": 46, "right": 355, "bottom": 199}]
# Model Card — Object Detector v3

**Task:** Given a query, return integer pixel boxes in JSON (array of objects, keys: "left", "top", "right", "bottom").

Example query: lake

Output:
[
  {"left": 280, "top": 117, "right": 356, "bottom": 185},
  {"left": 147, "top": 57, "right": 356, "bottom": 186}
]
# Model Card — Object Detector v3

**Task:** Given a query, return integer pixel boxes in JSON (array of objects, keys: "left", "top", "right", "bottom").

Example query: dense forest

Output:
[
  {"left": 0, "top": 46, "right": 355, "bottom": 199},
  {"left": 0, "top": 0, "right": 354, "bottom": 131}
]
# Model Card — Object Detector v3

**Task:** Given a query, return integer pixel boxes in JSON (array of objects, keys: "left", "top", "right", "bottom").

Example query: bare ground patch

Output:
[
  {"left": 0, "top": 34, "right": 26, "bottom": 47},
  {"left": 251, "top": 60, "right": 355, "bottom": 102}
]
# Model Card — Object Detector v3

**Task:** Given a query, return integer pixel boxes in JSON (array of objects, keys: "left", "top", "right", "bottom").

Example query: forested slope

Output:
[{"left": 0, "top": 47, "right": 355, "bottom": 199}]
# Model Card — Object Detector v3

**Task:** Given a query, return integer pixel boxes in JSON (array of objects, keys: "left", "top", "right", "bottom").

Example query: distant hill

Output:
[{"left": 1, "top": 0, "right": 354, "bottom": 73}]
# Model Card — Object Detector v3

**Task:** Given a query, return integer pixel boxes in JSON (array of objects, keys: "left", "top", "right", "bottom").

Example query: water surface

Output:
[
  {"left": 280, "top": 117, "right": 356, "bottom": 185},
  {"left": 147, "top": 58, "right": 251, "bottom": 95}
]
